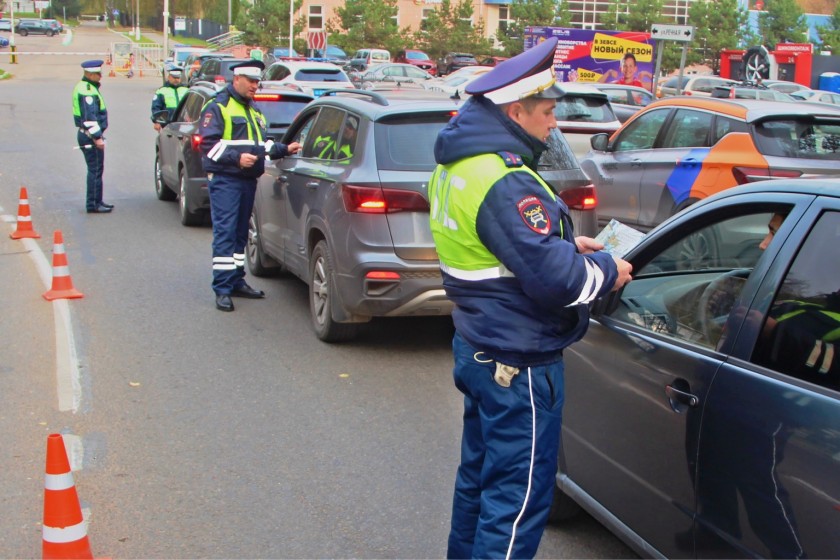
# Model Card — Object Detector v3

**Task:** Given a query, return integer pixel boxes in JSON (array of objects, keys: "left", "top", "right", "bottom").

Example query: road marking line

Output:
[{"left": 2, "top": 212, "right": 83, "bottom": 413}]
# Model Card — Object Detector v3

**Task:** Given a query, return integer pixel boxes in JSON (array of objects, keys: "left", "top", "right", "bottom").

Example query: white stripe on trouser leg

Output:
[
  {"left": 213, "top": 256, "right": 236, "bottom": 271},
  {"left": 233, "top": 253, "right": 245, "bottom": 267},
  {"left": 506, "top": 366, "right": 536, "bottom": 560},
  {"left": 43, "top": 520, "right": 88, "bottom": 543}
]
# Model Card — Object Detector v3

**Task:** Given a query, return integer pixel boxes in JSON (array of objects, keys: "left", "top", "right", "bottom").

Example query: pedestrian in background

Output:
[
  {"left": 151, "top": 66, "right": 188, "bottom": 131},
  {"left": 72, "top": 60, "right": 113, "bottom": 214},
  {"left": 428, "top": 37, "right": 633, "bottom": 559},
  {"left": 198, "top": 60, "right": 302, "bottom": 312}
]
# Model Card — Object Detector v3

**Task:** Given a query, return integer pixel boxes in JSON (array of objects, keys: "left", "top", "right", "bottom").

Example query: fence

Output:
[{"left": 109, "top": 42, "right": 164, "bottom": 77}]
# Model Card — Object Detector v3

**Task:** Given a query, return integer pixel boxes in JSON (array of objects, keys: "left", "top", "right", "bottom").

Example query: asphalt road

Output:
[{"left": 0, "top": 22, "right": 636, "bottom": 558}]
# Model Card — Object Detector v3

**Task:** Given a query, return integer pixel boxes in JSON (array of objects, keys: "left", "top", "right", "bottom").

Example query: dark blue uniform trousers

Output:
[
  {"left": 448, "top": 332, "right": 565, "bottom": 560},
  {"left": 208, "top": 173, "right": 256, "bottom": 295},
  {"left": 77, "top": 131, "right": 104, "bottom": 210}
]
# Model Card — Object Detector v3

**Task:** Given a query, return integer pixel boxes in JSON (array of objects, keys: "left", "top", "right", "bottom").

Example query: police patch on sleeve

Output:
[
  {"left": 85, "top": 96, "right": 94, "bottom": 105},
  {"left": 202, "top": 112, "right": 213, "bottom": 128},
  {"left": 517, "top": 195, "right": 551, "bottom": 235}
]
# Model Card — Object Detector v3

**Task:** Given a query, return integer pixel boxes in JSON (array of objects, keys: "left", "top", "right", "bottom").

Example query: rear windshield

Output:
[
  {"left": 554, "top": 95, "right": 617, "bottom": 123},
  {"left": 538, "top": 129, "right": 580, "bottom": 171},
  {"left": 753, "top": 118, "right": 840, "bottom": 159},
  {"left": 407, "top": 51, "right": 429, "bottom": 60},
  {"left": 455, "top": 55, "right": 476, "bottom": 62},
  {"left": 293, "top": 69, "right": 350, "bottom": 82},
  {"left": 253, "top": 97, "right": 311, "bottom": 129},
  {"left": 375, "top": 113, "right": 454, "bottom": 171}
]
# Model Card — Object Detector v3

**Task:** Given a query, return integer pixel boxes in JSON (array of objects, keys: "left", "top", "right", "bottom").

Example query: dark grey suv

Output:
[
  {"left": 248, "top": 89, "right": 598, "bottom": 341},
  {"left": 154, "top": 82, "right": 313, "bottom": 225}
]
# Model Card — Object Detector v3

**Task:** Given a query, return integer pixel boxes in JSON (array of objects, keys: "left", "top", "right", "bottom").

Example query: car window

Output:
[
  {"left": 336, "top": 114, "right": 359, "bottom": 160},
  {"left": 753, "top": 119, "right": 840, "bottom": 159},
  {"left": 294, "top": 69, "right": 349, "bottom": 82},
  {"left": 554, "top": 96, "right": 615, "bottom": 124},
  {"left": 265, "top": 64, "right": 289, "bottom": 80},
  {"left": 374, "top": 112, "right": 454, "bottom": 170},
  {"left": 371, "top": 51, "right": 389, "bottom": 62},
  {"left": 538, "top": 129, "right": 579, "bottom": 171},
  {"left": 303, "top": 106, "right": 345, "bottom": 159},
  {"left": 613, "top": 107, "right": 669, "bottom": 151},
  {"left": 177, "top": 92, "right": 206, "bottom": 123},
  {"left": 603, "top": 89, "right": 628, "bottom": 104},
  {"left": 712, "top": 115, "right": 749, "bottom": 144},
  {"left": 752, "top": 210, "right": 840, "bottom": 391},
  {"left": 405, "top": 67, "right": 428, "bottom": 79},
  {"left": 608, "top": 208, "right": 787, "bottom": 348},
  {"left": 286, "top": 112, "right": 317, "bottom": 156},
  {"left": 253, "top": 95, "right": 310, "bottom": 130},
  {"left": 661, "top": 108, "right": 712, "bottom": 148}
]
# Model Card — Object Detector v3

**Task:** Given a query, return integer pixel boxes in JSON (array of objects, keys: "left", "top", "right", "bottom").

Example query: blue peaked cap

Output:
[{"left": 466, "top": 37, "right": 563, "bottom": 104}]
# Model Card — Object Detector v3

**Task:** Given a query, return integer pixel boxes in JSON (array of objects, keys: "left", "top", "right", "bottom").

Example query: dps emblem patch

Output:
[
  {"left": 202, "top": 112, "right": 213, "bottom": 128},
  {"left": 517, "top": 195, "right": 551, "bottom": 235}
]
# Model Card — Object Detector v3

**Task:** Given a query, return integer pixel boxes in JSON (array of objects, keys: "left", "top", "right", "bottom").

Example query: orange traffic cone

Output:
[
  {"left": 9, "top": 186, "right": 41, "bottom": 239},
  {"left": 43, "top": 231, "right": 84, "bottom": 301},
  {"left": 42, "top": 434, "right": 93, "bottom": 560}
]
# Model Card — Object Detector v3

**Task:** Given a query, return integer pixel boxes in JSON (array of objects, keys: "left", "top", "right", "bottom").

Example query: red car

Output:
[
  {"left": 479, "top": 56, "right": 510, "bottom": 67},
  {"left": 394, "top": 49, "right": 437, "bottom": 76}
]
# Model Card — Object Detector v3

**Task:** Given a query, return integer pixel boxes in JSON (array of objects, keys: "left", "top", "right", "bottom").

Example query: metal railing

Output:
[{"left": 207, "top": 30, "right": 244, "bottom": 51}]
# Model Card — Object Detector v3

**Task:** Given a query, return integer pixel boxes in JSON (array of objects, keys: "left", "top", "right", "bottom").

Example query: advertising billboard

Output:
[{"left": 525, "top": 27, "right": 656, "bottom": 90}]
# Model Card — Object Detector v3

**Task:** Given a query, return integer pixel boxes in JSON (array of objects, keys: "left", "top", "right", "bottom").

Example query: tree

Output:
[
  {"left": 326, "top": 0, "right": 404, "bottom": 55},
  {"left": 236, "top": 0, "right": 302, "bottom": 48},
  {"left": 411, "top": 0, "right": 492, "bottom": 60},
  {"left": 689, "top": 0, "right": 750, "bottom": 74},
  {"left": 816, "top": 3, "right": 840, "bottom": 53},
  {"left": 498, "top": 0, "right": 572, "bottom": 56},
  {"left": 758, "top": 0, "right": 808, "bottom": 47},
  {"left": 51, "top": 0, "right": 84, "bottom": 18}
]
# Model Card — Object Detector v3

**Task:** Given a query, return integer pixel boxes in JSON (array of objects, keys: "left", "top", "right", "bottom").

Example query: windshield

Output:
[
  {"left": 253, "top": 97, "right": 311, "bottom": 129},
  {"left": 407, "top": 51, "right": 429, "bottom": 61},
  {"left": 753, "top": 118, "right": 840, "bottom": 159},
  {"left": 294, "top": 69, "right": 350, "bottom": 82}
]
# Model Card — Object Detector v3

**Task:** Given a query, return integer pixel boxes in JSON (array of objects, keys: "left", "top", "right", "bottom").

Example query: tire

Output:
[
  {"left": 46, "top": 30, "right": 54, "bottom": 36},
  {"left": 178, "top": 170, "right": 204, "bottom": 226},
  {"left": 309, "top": 240, "right": 358, "bottom": 342},
  {"left": 246, "top": 210, "right": 281, "bottom": 277},
  {"left": 548, "top": 483, "right": 582, "bottom": 523},
  {"left": 19, "top": 29, "right": 28, "bottom": 36},
  {"left": 154, "top": 153, "right": 177, "bottom": 201}
]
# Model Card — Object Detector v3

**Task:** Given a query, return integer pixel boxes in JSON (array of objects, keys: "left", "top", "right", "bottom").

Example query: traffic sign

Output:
[
  {"left": 650, "top": 24, "right": 694, "bottom": 43},
  {"left": 307, "top": 31, "right": 326, "bottom": 51}
]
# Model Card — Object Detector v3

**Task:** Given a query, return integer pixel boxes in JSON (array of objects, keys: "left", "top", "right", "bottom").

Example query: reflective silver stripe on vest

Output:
[
  {"left": 440, "top": 262, "right": 516, "bottom": 281},
  {"left": 568, "top": 258, "right": 605, "bottom": 306},
  {"left": 207, "top": 139, "right": 262, "bottom": 162},
  {"left": 213, "top": 256, "right": 236, "bottom": 271},
  {"left": 83, "top": 120, "right": 100, "bottom": 135},
  {"left": 821, "top": 342, "right": 834, "bottom": 374}
]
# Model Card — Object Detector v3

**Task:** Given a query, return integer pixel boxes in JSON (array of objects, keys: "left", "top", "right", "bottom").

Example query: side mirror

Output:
[
  {"left": 590, "top": 133, "right": 610, "bottom": 151},
  {"left": 152, "top": 109, "right": 170, "bottom": 125}
]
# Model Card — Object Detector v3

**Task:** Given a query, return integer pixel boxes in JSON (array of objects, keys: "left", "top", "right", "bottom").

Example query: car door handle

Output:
[
  {"left": 631, "top": 159, "right": 642, "bottom": 167},
  {"left": 306, "top": 181, "right": 319, "bottom": 189},
  {"left": 279, "top": 175, "right": 289, "bottom": 182},
  {"left": 665, "top": 384, "right": 699, "bottom": 407}
]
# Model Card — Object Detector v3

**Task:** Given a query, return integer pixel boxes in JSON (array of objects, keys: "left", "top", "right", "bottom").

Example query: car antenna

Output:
[{"left": 450, "top": 90, "right": 461, "bottom": 101}]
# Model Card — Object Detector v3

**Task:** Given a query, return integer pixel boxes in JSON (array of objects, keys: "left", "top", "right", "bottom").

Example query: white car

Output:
[
  {"left": 762, "top": 79, "right": 812, "bottom": 95},
  {"left": 553, "top": 83, "right": 621, "bottom": 160},
  {"left": 261, "top": 60, "right": 355, "bottom": 97},
  {"left": 658, "top": 75, "right": 737, "bottom": 98},
  {"left": 0, "top": 18, "right": 12, "bottom": 31},
  {"left": 789, "top": 88, "right": 840, "bottom": 106},
  {"left": 423, "top": 67, "right": 492, "bottom": 96}
]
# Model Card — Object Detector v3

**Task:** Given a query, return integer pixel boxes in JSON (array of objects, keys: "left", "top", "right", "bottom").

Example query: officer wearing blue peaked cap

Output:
[
  {"left": 80, "top": 59, "right": 104, "bottom": 73},
  {"left": 466, "top": 37, "right": 563, "bottom": 104},
  {"left": 73, "top": 59, "right": 114, "bottom": 213},
  {"left": 230, "top": 59, "right": 264, "bottom": 80},
  {"left": 429, "top": 33, "right": 632, "bottom": 560}
]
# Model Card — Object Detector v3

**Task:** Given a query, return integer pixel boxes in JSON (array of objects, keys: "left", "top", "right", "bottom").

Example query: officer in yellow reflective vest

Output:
[
  {"left": 72, "top": 60, "right": 113, "bottom": 214},
  {"left": 151, "top": 66, "right": 188, "bottom": 131},
  {"left": 198, "top": 60, "right": 302, "bottom": 312},
  {"left": 429, "top": 38, "right": 633, "bottom": 559}
]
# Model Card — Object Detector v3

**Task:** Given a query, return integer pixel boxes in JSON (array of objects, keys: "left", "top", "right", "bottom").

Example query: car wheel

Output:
[
  {"left": 246, "top": 210, "right": 282, "bottom": 277},
  {"left": 309, "top": 240, "right": 358, "bottom": 342},
  {"left": 20, "top": 29, "right": 28, "bottom": 36},
  {"left": 179, "top": 169, "right": 204, "bottom": 226},
  {"left": 548, "top": 484, "right": 581, "bottom": 523},
  {"left": 46, "top": 30, "right": 54, "bottom": 36},
  {"left": 154, "top": 153, "right": 177, "bottom": 201}
]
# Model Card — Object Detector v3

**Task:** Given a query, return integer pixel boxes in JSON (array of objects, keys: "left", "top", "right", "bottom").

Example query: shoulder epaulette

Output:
[{"left": 497, "top": 151, "right": 523, "bottom": 168}]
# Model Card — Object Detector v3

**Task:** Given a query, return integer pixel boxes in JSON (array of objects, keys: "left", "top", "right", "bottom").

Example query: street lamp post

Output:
[
  {"left": 135, "top": 0, "right": 140, "bottom": 40},
  {"left": 289, "top": 0, "right": 294, "bottom": 54},
  {"left": 163, "top": 0, "right": 170, "bottom": 65}
]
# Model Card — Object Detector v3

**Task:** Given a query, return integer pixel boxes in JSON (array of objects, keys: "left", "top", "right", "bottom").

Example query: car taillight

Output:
[
  {"left": 214, "top": 75, "right": 226, "bottom": 85},
  {"left": 191, "top": 134, "right": 202, "bottom": 151},
  {"left": 253, "top": 93, "right": 282, "bottom": 101},
  {"left": 341, "top": 184, "right": 430, "bottom": 213},
  {"left": 732, "top": 167, "right": 802, "bottom": 184},
  {"left": 558, "top": 185, "right": 597, "bottom": 210}
]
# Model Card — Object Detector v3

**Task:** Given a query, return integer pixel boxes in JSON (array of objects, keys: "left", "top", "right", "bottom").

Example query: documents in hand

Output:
[{"left": 594, "top": 219, "right": 646, "bottom": 257}]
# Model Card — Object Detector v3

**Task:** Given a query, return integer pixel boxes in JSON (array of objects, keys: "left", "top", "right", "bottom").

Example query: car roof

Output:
[
  {"left": 312, "top": 89, "right": 462, "bottom": 120},
  {"left": 268, "top": 60, "right": 346, "bottom": 71},
  {"left": 697, "top": 177, "right": 840, "bottom": 208},
  {"left": 593, "top": 83, "right": 652, "bottom": 93},
  {"left": 641, "top": 96, "right": 840, "bottom": 122},
  {"left": 556, "top": 82, "right": 609, "bottom": 98}
]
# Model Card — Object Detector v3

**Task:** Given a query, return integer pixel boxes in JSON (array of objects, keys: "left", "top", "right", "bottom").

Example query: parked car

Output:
[
  {"left": 271, "top": 47, "right": 306, "bottom": 60},
  {"left": 260, "top": 60, "right": 354, "bottom": 97},
  {"left": 553, "top": 177, "right": 840, "bottom": 560},
  {"left": 762, "top": 79, "right": 813, "bottom": 95},
  {"left": 592, "top": 83, "right": 654, "bottom": 122},
  {"left": 436, "top": 52, "right": 478, "bottom": 76},
  {"left": 153, "top": 81, "right": 313, "bottom": 226},
  {"left": 790, "top": 89, "right": 840, "bottom": 106},
  {"left": 190, "top": 57, "right": 252, "bottom": 87},
  {"left": 580, "top": 97, "right": 840, "bottom": 232},
  {"left": 423, "top": 67, "right": 492, "bottom": 96},
  {"left": 0, "top": 18, "right": 12, "bottom": 31},
  {"left": 42, "top": 19, "right": 63, "bottom": 32},
  {"left": 247, "top": 89, "right": 598, "bottom": 341},
  {"left": 353, "top": 63, "right": 433, "bottom": 89},
  {"left": 658, "top": 75, "right": 737, "bottom": 98},
  {"left": 393, "top": 49, "right": 436, "bottom": 76},
  {"left": 15, "top": 19, "right": 57, "bottom": 36},
  {"left": 711, "top": 82, "right": 797, "bottom": 101},
  {"left": 347, "top": 48, "right": 391, "bottom": 72},
  {"left": 478, "top": 55, "right": 509, "bottom": 67},
  {"left": 553, "top": 83, "right": 621, "bottom": 159},
  {"left": 310, "top": 45, "right": 349, "bottom": 66},
  {"left": 183, "top": 51, "right": 235, "bottom": 84},
  {"left": 164, "top": 46, "right": 209, "bottom": 79}
]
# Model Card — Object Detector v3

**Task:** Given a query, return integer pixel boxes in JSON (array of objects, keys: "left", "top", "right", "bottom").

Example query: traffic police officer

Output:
[
  {"left": 198, "top": 60, "right": 302, "bottom": 312},
  {"left": 152, "top": 66, "right": 188, "bottom": 130},
  {"left": 72, "top": 60, "right": 113, "bottom": 214},
  {"left": 428, "top": 38, "right": 633, "bottom": 559}
]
